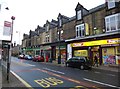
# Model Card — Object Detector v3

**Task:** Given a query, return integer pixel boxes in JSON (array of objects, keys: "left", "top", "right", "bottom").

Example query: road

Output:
[{"left": 10, "top": 57, "right": 119, "bottom": 89}]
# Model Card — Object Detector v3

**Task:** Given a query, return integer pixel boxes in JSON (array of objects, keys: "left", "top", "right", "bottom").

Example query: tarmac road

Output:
[{"left": 10, "top": 57, "right": 119, "bottom": 89}]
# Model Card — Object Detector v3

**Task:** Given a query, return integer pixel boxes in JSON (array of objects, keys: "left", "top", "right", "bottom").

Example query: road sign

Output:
[{"left": 0, "top": 21, "right": 11, "bottom": 41}]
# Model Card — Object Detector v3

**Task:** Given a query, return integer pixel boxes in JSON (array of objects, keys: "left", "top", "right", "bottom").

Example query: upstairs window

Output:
[
  {"left": 107, "top": 0, "right": 115, "bottom": 9},
  {"left": 76, "top": 27, "right": 79, "bottom": 37},
  {"left": 45, "top": 35, "right": 50, "bottom": 42},
  {"left": 105, "top": 13, "right": 120, "bottom": 32},
  {"left": 77, "top": 10, "right": 82, "bottom": 20},
  {"left": 60, "top": 30, "right": 63, "bottom": 40},
  {"left": 76, "top": 24, "right": 85, "bottom": 38}
]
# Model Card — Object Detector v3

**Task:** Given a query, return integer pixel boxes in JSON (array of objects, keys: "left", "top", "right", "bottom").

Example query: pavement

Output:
[
  {"left": 0, "top": 60, "right": 119, "bottom": 88},
  {"left": 0, "top": 66, "right": 27, "bottom": 89}
]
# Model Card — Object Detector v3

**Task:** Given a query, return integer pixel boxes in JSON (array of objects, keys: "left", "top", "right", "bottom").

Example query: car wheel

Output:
[{"left": 80, "top": 65, "right": 84, "bottom": 70}]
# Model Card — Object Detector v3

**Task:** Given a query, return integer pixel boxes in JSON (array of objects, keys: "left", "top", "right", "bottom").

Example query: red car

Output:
[{"left": 33, "top": 55, "right": 44, "bottom": 62}]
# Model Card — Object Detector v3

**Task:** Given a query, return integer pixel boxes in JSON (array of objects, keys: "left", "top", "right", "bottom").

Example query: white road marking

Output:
[
  {"left": 107, "top": 74, "right": 116, "bottom": 77},
  {"left": 24, "top": 63, "right": 35, "bottom": 66},
  {"left": 11, "top": 60, "right": 35, "bottom": 67},
  {"left": 43, "top": 68, "right": 65, "bottom": 74},
  {"left": 94, "top": 71, "right": 100, "bottom": 74},
  {"left": 83, "top": 78, "right": 120, "bottom": 88}
]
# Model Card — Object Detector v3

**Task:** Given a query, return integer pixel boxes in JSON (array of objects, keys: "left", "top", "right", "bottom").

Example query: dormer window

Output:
[
  {"left": 107, "top": 0, "right": 115, "bottom": 9},
  {"left": 77, "top": 10, "right": 82, "bottom": 20},
  {"left": 58, "top": 16, "right": 62, "bottom": 27},
  {"left": 46, "top": 24, "right": 49, "bottom": 32}
]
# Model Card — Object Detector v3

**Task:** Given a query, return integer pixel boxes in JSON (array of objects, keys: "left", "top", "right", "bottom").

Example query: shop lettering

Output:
[{"left": 34, "top": 77, "right": 63, "bottom": 88}]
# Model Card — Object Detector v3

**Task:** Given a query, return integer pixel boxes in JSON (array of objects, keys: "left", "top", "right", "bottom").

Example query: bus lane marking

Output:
[
  {"left": 43, "top": 67, "right": 65, "bottom": 74},
  {"left": 31, "top": 68, "right": 100, "bottom": 89},
  {"left": 34, "top": 77, "right": 63, "bottom": 88}
]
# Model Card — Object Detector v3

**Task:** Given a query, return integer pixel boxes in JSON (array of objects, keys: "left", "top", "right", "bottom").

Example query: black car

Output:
[{"left": 65, "top": 56, "right": 92, "bottom": 70}]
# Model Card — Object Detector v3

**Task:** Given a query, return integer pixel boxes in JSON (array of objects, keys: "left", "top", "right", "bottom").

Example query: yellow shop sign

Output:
[{"left": 72, "top": 38, "right": 119, "bottom": 47}]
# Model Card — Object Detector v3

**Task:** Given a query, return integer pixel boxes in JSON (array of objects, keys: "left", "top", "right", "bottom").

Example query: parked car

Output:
[
  {"left": 65, "top": 56, "right": 92, "bottom": 70},
  {"left": 24, "top": 55, "right": 33, "bottom": 60},
  {"left": 18, "top": 54, "right": 25, "bottom": 59},
  {"left": 33, "top": 55, "right": 44, "bottom": 62}
]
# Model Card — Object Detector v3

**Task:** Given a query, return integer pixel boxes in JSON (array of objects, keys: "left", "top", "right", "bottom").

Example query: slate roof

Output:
[
  {"left": 23, "top": 34, "right": 29, "bottom": 39},
  {"left": 35, "top": 25, "right": 45, "bottom": 34},
  {"left": 85, "top": 3, "right": 105, "bottom": 16}
]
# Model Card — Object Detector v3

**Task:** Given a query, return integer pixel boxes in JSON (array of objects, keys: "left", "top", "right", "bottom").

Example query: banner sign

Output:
[
  {"left": 3, "top": 21, "right": 11, "bottom": 36},
  {"left": 0, "top": 21, "right": 11, "bottom": 41},
  {"left": 71, "top": 38, "right": 119, "bottom": 47}
]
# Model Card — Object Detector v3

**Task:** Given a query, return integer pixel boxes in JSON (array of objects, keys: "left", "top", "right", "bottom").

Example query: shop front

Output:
[
  {"left": 23, "top": 47, "right": 34, "bottom": 56},
  {"left": 70, "top": 38, "right": 119, "bottom": 65},
  {"left": 40, "top": 45, "right": 51, "bottom": 62},
  {"left": 56, "top": 45, "right": 66, "bottom": 64}
]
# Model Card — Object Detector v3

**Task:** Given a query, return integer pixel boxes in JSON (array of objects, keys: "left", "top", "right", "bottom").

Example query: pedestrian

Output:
[{"left": 94, "top": 54, "right": 98, "bottom": 67}]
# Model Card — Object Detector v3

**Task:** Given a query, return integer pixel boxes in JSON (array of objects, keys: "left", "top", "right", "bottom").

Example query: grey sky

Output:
[{"left": 0, "top": 0, "right": 105, "bottom": 44}]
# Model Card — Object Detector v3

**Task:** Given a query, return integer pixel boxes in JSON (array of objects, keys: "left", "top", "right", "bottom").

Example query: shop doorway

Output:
[{"left": 91, "top": 46, "right": 100, "bottom": 65}]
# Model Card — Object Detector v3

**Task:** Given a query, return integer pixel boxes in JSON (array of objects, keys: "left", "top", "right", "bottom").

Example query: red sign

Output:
[{"left": 4, "top": 21, "right": 11, "bottom": 27}]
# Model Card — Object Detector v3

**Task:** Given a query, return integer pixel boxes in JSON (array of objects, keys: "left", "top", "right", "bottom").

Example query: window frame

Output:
[
  {"left": 105, "top": 13, "right": 120, "bottom": 32},
  {"left": 107, "top": 0, "right": 115, "bottom": 9},
  {"left": 76, "top": 24, "right": 85, "bottom": 38},
  {"left": 58, "top": 16, "right": 62, "bottom": 27},
  {"left": 46, "top": 24, "right": 49, "bottom": 32},
  {"left": 77, "top": 10, "right": 82, "bottom": 20}
]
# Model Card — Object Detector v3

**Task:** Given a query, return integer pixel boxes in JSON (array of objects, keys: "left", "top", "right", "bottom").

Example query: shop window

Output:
[
  {"left": 117, "top": 47, "right": 120, "bottom": 53},
  {"left": 102, "top": 47, "right": 116, "bottom": 64},
  {"left": 36, "top": 50, "right": 40, "bottom": 55}
]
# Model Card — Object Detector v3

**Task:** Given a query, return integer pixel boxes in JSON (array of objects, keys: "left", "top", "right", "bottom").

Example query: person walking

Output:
[{"left": 94, "top": 54, "right": 98, "bottom": 67}]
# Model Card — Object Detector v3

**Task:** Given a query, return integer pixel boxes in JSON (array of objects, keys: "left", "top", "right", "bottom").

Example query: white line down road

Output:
[
  {"left": 83, "top": 78, "right": 120, "bottom": 88},
  {"left": 43, "top": 68, "right": 65, "bottom": 74}
]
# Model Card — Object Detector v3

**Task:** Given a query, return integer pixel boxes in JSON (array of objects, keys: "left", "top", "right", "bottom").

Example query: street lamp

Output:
[
  {"left": 57, "top": 15, "right": 62, "bottom": 64},
  {"left": 7, "top": 16, "right": 15, "bottom": 81},
  {"left": 58, "top": 28, "right": 61, "bottom": 64},
  {"left": 11, "top": 16, "right": 15, "bottom": 42}
]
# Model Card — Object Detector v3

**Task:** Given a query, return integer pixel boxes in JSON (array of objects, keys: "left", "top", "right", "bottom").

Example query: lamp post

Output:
[
  {"left": 7, "top": 16, "right": 15, "bottom": 81},
  {"left": 58, "top": 28, "right": 61, "bottom": 64}
]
